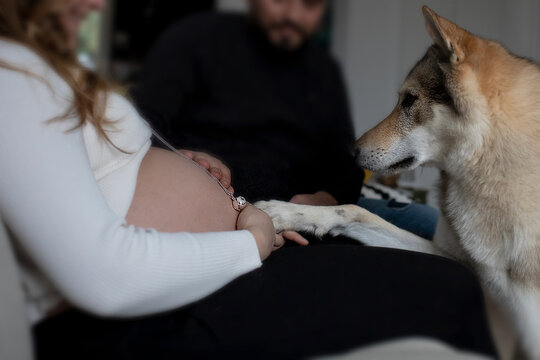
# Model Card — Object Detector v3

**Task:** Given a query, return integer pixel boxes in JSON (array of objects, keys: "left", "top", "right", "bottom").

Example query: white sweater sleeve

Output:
[{"left": 0, "top": 63, "right": 261, "bottom": 317}]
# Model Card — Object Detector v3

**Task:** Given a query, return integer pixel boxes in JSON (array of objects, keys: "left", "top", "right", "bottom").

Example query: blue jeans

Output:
[{"left": 357, "top": 197, "right": 439, "bottom": 240}]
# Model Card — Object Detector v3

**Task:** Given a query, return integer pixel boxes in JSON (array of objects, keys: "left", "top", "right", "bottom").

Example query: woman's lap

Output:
[{"left": 34, "top": 244, "right": 497, "bottom": 359}]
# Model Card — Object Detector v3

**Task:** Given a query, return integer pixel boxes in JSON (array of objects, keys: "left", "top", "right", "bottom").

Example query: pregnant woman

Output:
[
  {"left": 0, "top": 0, "right": 305, "bottom": 354},
  {"left": 0, "top": 0, "right": 497, "bottom": 359}
]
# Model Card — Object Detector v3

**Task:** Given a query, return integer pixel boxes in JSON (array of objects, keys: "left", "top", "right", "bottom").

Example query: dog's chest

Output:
[
  {"left": 440, "top": 165, "right": 540, "bottom": 290},
  {"left": 440, "top": 176, "right": 511, "bottom": 268}
]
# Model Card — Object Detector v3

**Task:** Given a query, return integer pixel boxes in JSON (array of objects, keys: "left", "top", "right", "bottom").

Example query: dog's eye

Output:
[{"left": 401, "top": 93, "right": 418, "bottom": 109}]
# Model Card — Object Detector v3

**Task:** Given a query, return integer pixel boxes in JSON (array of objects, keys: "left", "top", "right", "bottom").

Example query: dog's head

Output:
[{"left": 356, "top": 6, "right": 534, "bottom": 174}]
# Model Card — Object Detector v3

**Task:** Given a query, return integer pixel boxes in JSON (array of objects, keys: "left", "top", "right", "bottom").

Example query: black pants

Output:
[{"left": 34, "top": 243, "right": 497, "bottom": 359}]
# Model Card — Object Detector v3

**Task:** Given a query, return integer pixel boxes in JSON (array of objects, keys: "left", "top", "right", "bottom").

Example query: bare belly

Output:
[{"left": 126, "top": 147, "right": 238, "bottom": 232}]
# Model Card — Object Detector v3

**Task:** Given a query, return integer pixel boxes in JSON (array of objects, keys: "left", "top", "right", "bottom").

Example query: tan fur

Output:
[{"left": 358, "top": 107, "right": 402, "bottom": 149}]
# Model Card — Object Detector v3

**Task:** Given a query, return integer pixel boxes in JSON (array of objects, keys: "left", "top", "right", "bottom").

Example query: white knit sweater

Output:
[{"left": 0, "top": 39, "right": 261, "bottom": 324}]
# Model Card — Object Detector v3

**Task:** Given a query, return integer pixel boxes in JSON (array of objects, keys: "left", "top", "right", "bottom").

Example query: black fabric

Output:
[
  {"left": 34, "top": 244, "right": 497, "bottom": 360},
  {"left": 132, "top": 12, "right": 364, "bottom": 204}
]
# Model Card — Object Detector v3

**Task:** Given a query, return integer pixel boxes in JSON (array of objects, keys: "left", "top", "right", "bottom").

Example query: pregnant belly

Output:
[{"left": 126, "top": 147, "right": 238, "bottom": 232}]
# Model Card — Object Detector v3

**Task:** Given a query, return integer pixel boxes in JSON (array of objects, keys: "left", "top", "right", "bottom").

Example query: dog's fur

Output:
[{"left": 256, "top": 6, "right": 540, "bottom": 360}]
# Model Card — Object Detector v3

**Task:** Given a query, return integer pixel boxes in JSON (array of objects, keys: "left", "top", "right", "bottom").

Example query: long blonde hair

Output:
[{"left": 0, "top": 0, "right": 116, "bottom": 142}]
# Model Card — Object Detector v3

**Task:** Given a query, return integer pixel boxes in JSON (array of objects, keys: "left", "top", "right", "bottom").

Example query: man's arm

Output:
[
  {"left": 290, "top": 191, "right": 338, "bottom": 206},
  {"left": 132, "top": 14, "right": 216, "bottom": 146},
  {"left": 299, "top": 58, "right": 364, "bottom": 205}
]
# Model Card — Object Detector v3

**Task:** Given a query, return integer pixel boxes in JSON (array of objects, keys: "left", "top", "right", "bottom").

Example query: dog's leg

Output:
[
  {"left": 476, "top": 265, "right": 540, "bottom": 360},
  {"left": 255, "top": 200, "right": 446, "bottom": 257},
  {"left": 507, "top": 286, "right": 540, "bottom": 360}
]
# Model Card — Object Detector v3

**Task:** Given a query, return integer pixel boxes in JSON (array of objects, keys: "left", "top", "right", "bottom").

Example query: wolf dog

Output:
[{"left": 256, "top": 6, "right": 540, "bottom": 360}]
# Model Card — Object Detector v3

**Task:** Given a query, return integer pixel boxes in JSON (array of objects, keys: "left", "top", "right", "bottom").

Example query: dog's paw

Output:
[
  {"left": 254, "top": 200, "right": 288, "bottom": 216},
  {"left": 255, "top": 200, "right": 333, "bottom": 237},
  {"left": 254, "top": 200, "right": 300, "bottom": 232}
]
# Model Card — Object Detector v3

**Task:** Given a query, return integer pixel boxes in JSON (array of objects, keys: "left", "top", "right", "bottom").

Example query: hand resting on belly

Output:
[{"left": 126, "top": 147, "right": 239, "bottom": 233}]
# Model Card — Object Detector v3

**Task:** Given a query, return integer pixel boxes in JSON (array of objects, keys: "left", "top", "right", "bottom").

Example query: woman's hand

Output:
[
  {"left": 237, "top": 204, "right": 308, "bottom": 261},
  {"left": 180, "top": 150, "right": 234, "bottom": 193}
]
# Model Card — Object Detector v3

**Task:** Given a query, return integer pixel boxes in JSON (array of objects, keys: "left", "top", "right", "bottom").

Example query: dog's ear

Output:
[{"left": 422, "top": 6, "right": 467, "bottom": 64}]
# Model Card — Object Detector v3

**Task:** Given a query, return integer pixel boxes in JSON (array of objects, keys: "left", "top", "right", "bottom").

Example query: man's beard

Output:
[
  {"left": 275, "top": 36, "right": 295, "bottom": 51},
  {"left": 267, "top": 21, "right": 308, "bottom": 51}
]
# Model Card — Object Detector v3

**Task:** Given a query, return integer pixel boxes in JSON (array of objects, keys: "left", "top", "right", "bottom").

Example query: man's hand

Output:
[
  {"left": 289, "top": 191, "right": 338, "bottom": 206},
  {"left": 180, "top": 150, "right": 233, "bottom": 193}
]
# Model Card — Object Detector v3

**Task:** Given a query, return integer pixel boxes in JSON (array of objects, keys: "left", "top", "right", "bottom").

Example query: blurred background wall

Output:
[{"left": 82, "top": 0, "right": 540, "bottom": 206}]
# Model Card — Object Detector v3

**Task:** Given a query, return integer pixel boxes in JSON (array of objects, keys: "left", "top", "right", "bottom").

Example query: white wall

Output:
[{"left": 217, "top": 0, "right": 247, "bottom": 12}]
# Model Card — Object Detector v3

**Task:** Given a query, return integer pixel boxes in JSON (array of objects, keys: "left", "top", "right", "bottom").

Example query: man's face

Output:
[{"left": 248, "top": 0, "right": 328, "bottom": 51}]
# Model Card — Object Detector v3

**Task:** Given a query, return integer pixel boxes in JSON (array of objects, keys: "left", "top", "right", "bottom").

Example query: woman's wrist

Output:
[
  {"left": 236, "top": 205, "right": 276, "bottom": 260},
  {"left": 246, "top": 226, "right": 273, "bottom": 260}
]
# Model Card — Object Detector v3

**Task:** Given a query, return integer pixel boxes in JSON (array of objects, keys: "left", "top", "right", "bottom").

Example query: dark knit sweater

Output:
[{"left": 133, "top": 12, "right": 363, "bottom": 203}]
